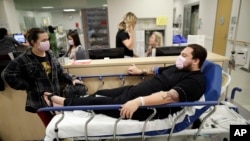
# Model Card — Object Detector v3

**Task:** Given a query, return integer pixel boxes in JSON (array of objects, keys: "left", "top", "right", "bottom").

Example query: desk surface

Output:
[{"left": 63, "top": 52, "right": 229, "bottom": 68}]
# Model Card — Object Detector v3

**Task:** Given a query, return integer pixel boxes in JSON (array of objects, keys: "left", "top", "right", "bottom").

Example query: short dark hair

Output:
[
  {"left": 0, "top": 28, "right": 8, "bottom": 39},
  {"left": 26, "top": 28, "right": 46, "bottom": 46},
  {"left": 48, "top": 25, "right": 55, "bottom": 33},
  {"left": 187, "top": 44, "right": 207, "bottom": 68}
]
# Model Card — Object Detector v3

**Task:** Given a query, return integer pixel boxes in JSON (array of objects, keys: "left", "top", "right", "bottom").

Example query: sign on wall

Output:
[{"left": 156, "top": 16, "right": 167, "bottom": 26}]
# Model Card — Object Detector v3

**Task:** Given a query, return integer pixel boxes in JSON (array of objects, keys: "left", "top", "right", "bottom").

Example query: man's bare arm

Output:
[
  {"left": 138, "top": 89, "right": 180, "bottom": 106},
  {"left": 120, "top": 89, "right": 180, "bottom": 119}
]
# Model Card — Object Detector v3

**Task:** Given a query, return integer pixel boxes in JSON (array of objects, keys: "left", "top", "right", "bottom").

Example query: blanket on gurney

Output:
[
  {"left": 44, "top": 104, "right": 248, "bottom": 140},
  {"left": 45, "top": 106, "right": 196, "bottom": 140}
]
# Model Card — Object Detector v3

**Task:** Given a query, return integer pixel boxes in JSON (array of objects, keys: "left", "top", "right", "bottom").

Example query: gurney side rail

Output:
[
  {"left": 38, "top": 101, "right": 218, "bottom": 141},
  {"left": 38, "top": 101, "right": 218, "bottom": 112}
]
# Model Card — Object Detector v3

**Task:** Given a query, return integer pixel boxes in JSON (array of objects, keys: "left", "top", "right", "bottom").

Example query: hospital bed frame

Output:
[
  {"left": 40, "top": 102, "right": 219, "bottom": 141},
  {"left": 39, "top": 61, "right": 240, "bottom": 141}
]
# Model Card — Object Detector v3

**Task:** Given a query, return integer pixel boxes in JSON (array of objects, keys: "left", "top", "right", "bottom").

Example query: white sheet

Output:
[
  {"left": 45, "top": 107, "right": 194, "bottom": 140},
  {"left": 45, "top": 96, "right": 205, "bottom": 140},
  {"left": 44, "top": 104, "right": 248, "bottom": 141}
]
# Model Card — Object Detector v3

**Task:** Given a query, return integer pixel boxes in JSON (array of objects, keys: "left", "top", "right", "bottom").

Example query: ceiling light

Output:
[
  {"left": 63, "top": 9, "right": 76, "bottom": 12},
  {"left": 41, "top": 6, "right": 54, "bottom": 9},
  {"left": 102, "top": 4, "right": 108, "bottom": 7}
]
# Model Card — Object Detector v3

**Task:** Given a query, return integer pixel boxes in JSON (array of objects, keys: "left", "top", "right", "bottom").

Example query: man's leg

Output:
[
  {"left": 44, "top": 90, "right": 131, "bottom": 107},
  {"left": 64, "top": 96, "right": 128, "bottom": 106},
  {"left": 65, "top": 86, "right": 133, "bottom": 105},
  {"left": 95, "top": 86, "right": 132, "bottom": 97}
]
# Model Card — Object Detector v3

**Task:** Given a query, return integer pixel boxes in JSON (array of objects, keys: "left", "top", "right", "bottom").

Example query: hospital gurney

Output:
[{"left": 39, "top": 61, "right": 245, "bottom": 141}]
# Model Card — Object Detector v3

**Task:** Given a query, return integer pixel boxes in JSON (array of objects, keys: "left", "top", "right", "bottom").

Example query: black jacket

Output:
[{"left": 1, "top": 49, "right": 73, "bottom": 113}]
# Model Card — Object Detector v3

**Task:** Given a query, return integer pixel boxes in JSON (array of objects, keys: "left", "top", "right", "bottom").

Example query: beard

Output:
[{"left": 181, "top": 63, "right": 193, "bottom": 71}]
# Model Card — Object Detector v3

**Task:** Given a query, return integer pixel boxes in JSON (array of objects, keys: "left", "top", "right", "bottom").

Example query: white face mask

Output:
[
  {"left": 175, "top": 55, "right": 186, "bottom": 69},
  {"left": 68, "top": 40, "right": 74, "bottom": 46},
  {"left": 38, "top": 41, "right": 50, "bottom": 51}
]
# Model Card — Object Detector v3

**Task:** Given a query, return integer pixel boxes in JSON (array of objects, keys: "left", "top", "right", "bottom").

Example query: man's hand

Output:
[
  {"left": 127, "top": 64, "right": 141, "bottom": 75},
  {"left": 120, "top": 98, "right": 141, "bottom": 119},
  {"left": 72, "top": 79, "right": 83, "bottom": 85}
]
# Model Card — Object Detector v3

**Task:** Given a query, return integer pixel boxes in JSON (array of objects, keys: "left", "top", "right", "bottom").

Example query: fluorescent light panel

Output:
[
  {"left": 42, "top": 6, "right": 54, "bottom": 9},
  {"left": 63, "top": 9, "right": 76, "bottom": 12}
]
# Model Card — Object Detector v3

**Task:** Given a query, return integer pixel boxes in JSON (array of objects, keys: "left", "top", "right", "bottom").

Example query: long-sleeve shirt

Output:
[{"left": 1, "top": 49, "right": 73, "bottom": 113}]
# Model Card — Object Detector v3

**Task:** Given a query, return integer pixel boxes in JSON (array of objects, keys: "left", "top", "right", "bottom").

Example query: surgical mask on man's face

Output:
[
  {"left": 38, "top": 41, "right": 50, "bottom": 51},
  {"left": 68, "top": 40, "right": 74, "bottom": 46},
  {"left": 175, "top": 55, "right": 186, "bottom": 69}
]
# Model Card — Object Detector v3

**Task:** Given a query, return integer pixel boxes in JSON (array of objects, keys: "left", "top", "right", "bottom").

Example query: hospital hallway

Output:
[{"left": 227, "top": 67, "right": 250, "bottom": 120}]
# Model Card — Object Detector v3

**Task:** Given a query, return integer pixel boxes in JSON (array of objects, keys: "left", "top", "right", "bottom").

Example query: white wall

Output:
[
  {"left": 17, "top": 10, "right": 35, "bottom": 32},
  {"left": 2, "top": 0, "right": 20, "bottom": 33},
  {"left": 17, "top": 10, "right": 53, "bottom": 32},
  {"left": 226, "top": 0, "right": 250, "bottom": 70},
  {"left": 0, "top": 0, "right": 9, "bottom": 29},
  {"left": 51, "top": 11, "right": 82, "bottom": 31},
  {"left": 198, "top": 0, "right": 217, "bottom": 51},
  {"left": 36, "top": 12, "right": 53, "bottom": 27},
  {"left": 227, "top": 0, "right": 250, "bottom": 43},
  {"left": 175, "top": 0, "right": 200, "bottom": 24},
  {"left": 173, "top": 0, "right": 200, "bottom": 35},
  {"left": 173, "top": 0, "right": 184, "bottom": 23},
  {"left": 16, "top": 10, "right": 82, "bottom": 33},
  {"left": 173, "top": 0, "right": 217, "bottom": 51},
  {"left": 107, "top": 0, "right": 174, "bottom": 48}
]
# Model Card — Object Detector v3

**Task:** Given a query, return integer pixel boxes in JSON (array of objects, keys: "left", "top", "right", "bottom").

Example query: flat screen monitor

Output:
[
  {"left": 156, "top": 46, "right": 186, "bottom": 56},
  {"left": 88, "top": 48, "right": 124, "bottom": 59},
  {"left": 13, "top": 33, "right": 26, "bottom": 43}
]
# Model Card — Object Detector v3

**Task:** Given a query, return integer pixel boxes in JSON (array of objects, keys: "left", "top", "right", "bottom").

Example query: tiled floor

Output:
[{"left": 227, "top": 66, "right": 250, "bottom": 120}]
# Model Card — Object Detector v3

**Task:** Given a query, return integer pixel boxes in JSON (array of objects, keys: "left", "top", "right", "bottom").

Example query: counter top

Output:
[{"left": 63, "top": 52, "right": 229, "bottom": 68}]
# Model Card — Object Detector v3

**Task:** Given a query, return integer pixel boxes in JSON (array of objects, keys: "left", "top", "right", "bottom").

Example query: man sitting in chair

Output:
[{"left": 43, "top": 44, "right": 207, "bottom": 121}]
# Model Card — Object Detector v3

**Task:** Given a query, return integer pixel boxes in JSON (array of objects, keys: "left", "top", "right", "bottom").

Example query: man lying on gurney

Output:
[{"left": 43, "top": 44, "right": 207, "bottom": 121}]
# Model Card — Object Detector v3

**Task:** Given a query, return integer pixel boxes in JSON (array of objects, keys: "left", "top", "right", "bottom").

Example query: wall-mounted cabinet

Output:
[{"left": 81, "top": 8, "right": 109, "bottom": 49}]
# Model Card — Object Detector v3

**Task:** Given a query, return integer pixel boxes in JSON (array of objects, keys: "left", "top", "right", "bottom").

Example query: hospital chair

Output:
[{"left": 38, "top": 60, "right": 244, "bottom": 141}]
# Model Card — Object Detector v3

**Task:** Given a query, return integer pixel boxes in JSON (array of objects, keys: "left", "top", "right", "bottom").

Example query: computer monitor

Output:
[
  {"left": 88, "top": 48, "right": 124, "bottom": 59},
  {"left": 13, "top": 33, "right": 26, "bottom": 43},
  {"left": 156, "top": 46, "right": 186, "bottom": 56}
]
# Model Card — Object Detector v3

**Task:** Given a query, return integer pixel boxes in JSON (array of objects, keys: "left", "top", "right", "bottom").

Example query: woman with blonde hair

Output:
[
  {"left": 116, "top": 12, "right": 137, "bottom": 57},
  {"left": 145, "top": 31, "right": 163, "bottom": 57}
]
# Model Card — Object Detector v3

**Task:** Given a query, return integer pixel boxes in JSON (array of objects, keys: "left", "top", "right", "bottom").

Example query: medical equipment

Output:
[{"left": 39, "top": 61, "right": 246, "bottom": 141}]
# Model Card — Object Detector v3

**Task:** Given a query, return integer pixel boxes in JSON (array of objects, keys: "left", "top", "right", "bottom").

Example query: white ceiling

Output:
[{"left": 14, "top": 0, "right": 107, "bottom": 12}]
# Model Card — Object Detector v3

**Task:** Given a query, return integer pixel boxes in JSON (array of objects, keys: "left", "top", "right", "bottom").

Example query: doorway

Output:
[
  {"left": 183, "top": 2, "right": 199, "bottom": 38},
  {"left": 212, "top": 0, "right": 233, "bottom": 55}
]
